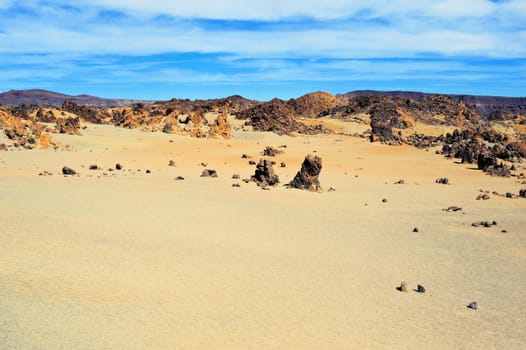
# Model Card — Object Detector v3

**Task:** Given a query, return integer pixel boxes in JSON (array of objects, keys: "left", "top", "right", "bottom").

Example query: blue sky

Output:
[{"left": 0, "top": 0, "right": 525, "bottom": 100}]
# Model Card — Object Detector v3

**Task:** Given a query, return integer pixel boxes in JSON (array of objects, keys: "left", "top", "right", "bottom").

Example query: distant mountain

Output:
[
  {"left": 0, "top": 89, "right": 141, "bottom": 107},
  {"left": 340, "top": 90, "right": 526, "bottom": 117}
]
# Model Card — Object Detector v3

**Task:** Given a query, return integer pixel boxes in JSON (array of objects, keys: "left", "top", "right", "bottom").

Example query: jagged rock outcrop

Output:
[
  {"left": 288, "top": 154, "right": 323, "bottom": 192},
  {"left": 234, "top": 98, "right": 324, "bottom": 135},
  {"left": 55, "top": 117, "right": 81, "bottom": 135},
  {"left": 251, "top": 159, "right": 279, "bottom": 187},
  {"left": 208, "top": 110, "right": 231, "bottom": 138}
]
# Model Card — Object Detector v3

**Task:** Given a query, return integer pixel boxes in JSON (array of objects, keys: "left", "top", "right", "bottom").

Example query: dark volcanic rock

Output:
[
  {"left": 262, "top": 146, "right": 283, "bottom": 157},
  {"left": 436, "top": 177, "right": 449, "bottom": 185},
  {"left": 62, "top": 166, "right": 76, "bottom": 175},
  {"left": 416, "top": 285, "right": 426, "bottom": 293},
  {"left": 467, "top": 301, "right": 478, "bottom": 310},
  {"left": 201, "top": 169, "right": 217, "bottom": 178},
  {"left": 251, "top": 159, "right": 279, "bottom": 187},
  {"left": 520, "top": 189, "right": 526, "bottom": 198},
  {"left": 115, "top": 163, "right": 122, "bottom": 170},
  {"left": 288, "top": 154, "right": 322, "bottom": 192}
]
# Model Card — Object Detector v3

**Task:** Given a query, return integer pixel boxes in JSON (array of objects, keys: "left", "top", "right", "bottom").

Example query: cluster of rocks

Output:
[
  {"left": 250, "top": 159, "right": 279, "bottom": 188},
  {"left": 262, "top": 146, "right": 283, "bottom": 157},
  {"left": 397, "top": 282, "right": 426, "bottom": 293},
  {"left": 471, "top": 220, "right": 497, "bottom": 228},
  {"left": 435, "top": 177, "right": 449, "bottom": 184}
]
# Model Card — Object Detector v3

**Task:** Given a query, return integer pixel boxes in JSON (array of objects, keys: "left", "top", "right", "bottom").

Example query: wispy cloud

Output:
[{"left": 0, "top": 0, "right": 525, "bottom": 99}]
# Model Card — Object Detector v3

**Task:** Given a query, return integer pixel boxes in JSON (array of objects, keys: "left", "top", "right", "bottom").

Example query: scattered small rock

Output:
[
  {"left": 232, "top": 183, "right": 240, "bottom": 187},
  {"left": 168, "top": 160, "right": 176, "bottom": 167},
  {"left": 115, "top": 163, "right": 122, "bottom": 170},
  {"left": 520, "top": 189, "right": 526, "bottom": 198},
  {"left": 397, "top": 282, "right": 408, "bottom": 292},
  {"left": 328, "top": 187, "right": 336, "bottom": 192},
  {"left": 471, "top": 220, "right": 497, "bottom": 228},
  {"left": 416, "top": 285, "right": 426, "bottom": 293},
  {"left": 262, "top": 146, "right": 283, "bottom": 157},
  {"left": 467, "top": 301, "right": 478, "bottom": 310},
  {"left": 62, "top": 166, "right": 76, "bottom": 175},
  {"left": 382, "top": 198, "right": 388, "bottom": 203},
  {"left": 443, "top": 206, "right": 462, "bottom": 212},
  {"left": 501, "top": 229, "right": 507, "bottom": 234},
  {"left": 232, "top": 174, "right": 240, "bottom": 179},
  {"left": 248, "top": 160, "right": 256, "bottom": 165},
  {"left": 280, "top": 162, "right": 286, "bottom": 168},
  {"left": 476, "top": 194, "right": 490, "bottom": 200},
  {"left": 241, "top": 154, "right": 250, "bottom": 159},
  {"left": 175, "top": 176, "right": 185, "bottom": 181},
  {"left": 413, "top": 227, "right": 419, "bottom": 233},
  {"left": 200, "top": 162, "right": 208, "bottom": 167},
  {"left": 89, "top": 165, "right": 98, "bottom": 170},
  {"left": 436, "top": 177, "right": 449, "bottom": 184},
  {"left": 394, "top": 179, "right": 405, "bottom": 184},
  {"left": 506, "top": 192, "right": 513, "bottom": 198},
  {"left": 146, "top": 169, "right": 151, "bottom": 174},
  {"left": 201, "top": 169, "right": 217, "bottom": 177}
]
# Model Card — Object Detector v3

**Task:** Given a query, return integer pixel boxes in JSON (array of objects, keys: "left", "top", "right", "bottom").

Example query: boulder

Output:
[
  {"left": 251, "top": 159, "right": 279, "bottom": 187},
  {"left": 62, "top": 166, "right": 76, "bottom": 175},
  {"left": 288, "top": 154, "right": 322, "bottom": 192}
]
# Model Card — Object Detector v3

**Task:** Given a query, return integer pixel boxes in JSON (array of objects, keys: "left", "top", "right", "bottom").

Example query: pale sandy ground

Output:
[{"left": 1, "top": 125, "right": 525, "bottom": 349}]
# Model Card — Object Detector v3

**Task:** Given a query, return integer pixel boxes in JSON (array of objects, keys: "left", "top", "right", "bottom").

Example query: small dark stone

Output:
[
  {"left": 280, "top": 162, "right": 286, "bottom": 168},
  {"left": 394, "top": 179, "right": 405, "bottom": 184},
  {"left": 476, "top": 194, "right": 490, "bottom": 200},
  {"left": 382, "top": 198, "right": 387, "bottom": 203},
  {"left": 232, "top": 174, "right": 240, "bottom": 179},
  {"left": 200, "top": 162, "right": 208, "bottom": 167},
  {"left": 501, "top": 229, "right": 507, "bottom": 234},
  {"left": 232, "top": 183, "right": 240, "bottom": 187},
  {"left": 435, "top": 177, "right": 449, "bottom": 185},
  {"left": 467, "top": 301, "right": 478, "bottom": 310},
  {"left": 416, "top": 285, "right": 426, "bottom": 293},
  {"left": 62, "top": 166, "right": 76, "bottom": 175},
  {"left": 248, "top": 160, "right": 256, "bottom": 165},
  {"left": 201, "top": 169, "right": 217, "bottom": 177},
  {"left": 397, "top": 282, "right": 408, "bottom": 292},
  {"left": 241, "top": 154, "right": 249, "bottom": 159},
  {"left": 413, "top": 227, "right": 419, "bottom": 233},
  {"left": 506, "top": 192, "right": 513, "bottom": 198},
  {"left": 89, "top": 165, "right": 98, "bottom": 170},
  {"left": 115, "top": 163, "right": 122, "bottom": 170},
  {"left": 175, "top": 176, "right": 185, "bottom": 181},
  {"left": 444, "top": 206, "right": 462, "bottom": 212},
  {"left": 168, "top": 160, "right": 176, "bottom": 167},
  {"left": 146, "top": 169, "right": 151, "bottom": 174},
  {"left": 492, "top": 220, "right": 497, "bottom": 226}
]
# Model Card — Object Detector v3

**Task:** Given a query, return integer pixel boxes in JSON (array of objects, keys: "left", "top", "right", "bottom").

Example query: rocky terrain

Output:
[{"left": 1, "top": 89, "right": 525, "bottom": 178}]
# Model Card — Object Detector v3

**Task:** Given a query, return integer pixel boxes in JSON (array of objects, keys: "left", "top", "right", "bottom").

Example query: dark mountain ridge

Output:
[{"left": 0, "top": 89, "right": 142, "bottom": 107}]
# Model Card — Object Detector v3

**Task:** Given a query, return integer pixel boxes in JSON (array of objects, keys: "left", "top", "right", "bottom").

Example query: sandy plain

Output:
[{"left": 0, "top": 124, "right": 525, "bottom": 349}]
